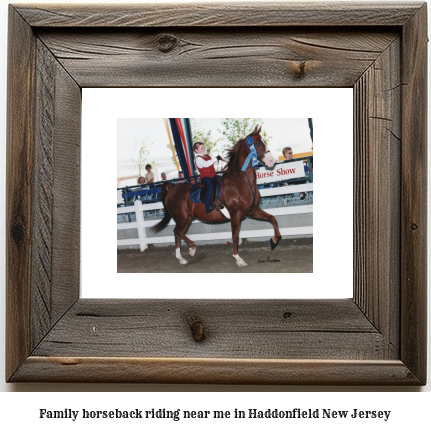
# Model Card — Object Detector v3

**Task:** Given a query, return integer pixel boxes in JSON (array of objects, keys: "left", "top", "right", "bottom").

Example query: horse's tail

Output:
[{"left": 152, "top": 182, "right": 173, "bottom": 233}]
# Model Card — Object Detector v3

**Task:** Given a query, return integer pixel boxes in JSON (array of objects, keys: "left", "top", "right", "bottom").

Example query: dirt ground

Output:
[{"left": 117, "top": 238, "right": 313, "bottom": 273}]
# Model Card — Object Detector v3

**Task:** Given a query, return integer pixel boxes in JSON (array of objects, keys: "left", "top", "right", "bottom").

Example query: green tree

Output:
[
  {"left": 164, "top": 119, "right": 220, "bottom": 163},
  {"left": 132, "top": 140, "right": 150, "bottom": 177},
  {"left": 218, "top": 118, "right": 271, "bottom": 150},
  {"left": 190, "top": 119, "right": 220, "bottom": 156}
]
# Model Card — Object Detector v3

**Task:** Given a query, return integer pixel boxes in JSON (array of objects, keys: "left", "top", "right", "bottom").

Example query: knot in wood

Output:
[
  {"left": 11, "top": 222, "right": 26, "bottom": 245},
  {"left": 294, "top": 61, "right": 307, "bottom": 78},
  {"left": 157, "top": 34, "right": 179, "bottom": 53},
  {"left": 186, "top": 314, "right": 206, "bottom": 342},
  {"left": 411, "top": 223, "right": 419, "bottom": 231}
]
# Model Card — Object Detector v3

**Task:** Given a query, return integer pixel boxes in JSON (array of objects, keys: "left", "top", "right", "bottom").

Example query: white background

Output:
[
  {"left": 82, "top": 87, "right": 352, "bottom": 299},
  {"left": 0, "top": 0, "right": 429, "bottom": 412}
]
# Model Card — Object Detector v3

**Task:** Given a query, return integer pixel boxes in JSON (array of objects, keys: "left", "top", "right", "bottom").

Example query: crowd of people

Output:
[
  {"left": 135, "top": 144, "right": 311, "bottom": 207},
  {"left": 136, "top": 164, "right": 184, "bottom": 186},
  {"left": 137, "top": 164, "right": 155, "bottom": 186}
]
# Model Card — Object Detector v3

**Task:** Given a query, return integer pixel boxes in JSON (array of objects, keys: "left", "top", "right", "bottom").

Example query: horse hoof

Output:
[
  {"left": 236, "top": 258, "right": 248, "bottom": 267},
  {"left": 269, "top": 238, "right": 278, "bottom": 250},
  {"left": 179, "top": 258, "right": 188, "bottom": 265},
  {"left": 189, "top": 247, "right": 196, "bottom": 257}
]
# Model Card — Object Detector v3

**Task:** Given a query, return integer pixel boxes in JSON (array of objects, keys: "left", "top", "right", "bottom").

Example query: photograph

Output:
[
  {"left": 2, "top": 0, "right": 428, "bottom": 395},
  {"left": 117, "top": 118, "right": 313, "bottom": 273}
]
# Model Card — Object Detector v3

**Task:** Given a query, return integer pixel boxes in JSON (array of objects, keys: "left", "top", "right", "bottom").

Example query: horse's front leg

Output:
[
  {"left": 231, "top": 214, "right": 247, "bottom": 267},
  {"left": 248, "top": 207, "right": 281, "bottom": 250}
]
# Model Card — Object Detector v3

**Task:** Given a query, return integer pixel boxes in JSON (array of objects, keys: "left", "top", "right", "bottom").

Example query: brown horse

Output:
[{"left": 152, "top": 126, "right": 281, "bottom": 266}]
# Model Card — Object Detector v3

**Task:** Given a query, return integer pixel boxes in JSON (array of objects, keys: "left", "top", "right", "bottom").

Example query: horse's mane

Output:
[{"left": 223, "top": 138, "right": 245, "bottom": 176}]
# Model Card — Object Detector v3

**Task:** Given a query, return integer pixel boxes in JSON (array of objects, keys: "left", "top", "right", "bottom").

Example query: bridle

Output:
[
  {"left": 240, "top": 134, "right": 269, "bottom": 172},
  {"left": 239, "top": 133, "right": 269, "bottom": 209}
]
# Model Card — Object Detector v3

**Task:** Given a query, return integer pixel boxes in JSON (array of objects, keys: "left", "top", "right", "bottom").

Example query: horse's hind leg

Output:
[
  {"left": 174, "top": 230, "right": 188, "bottom": 264},
  {"left": 174, "top": 215, "right": 195, "bottom": 264},
  {"left": 182, "top": 214, "right": 196, "bottom": 257}
]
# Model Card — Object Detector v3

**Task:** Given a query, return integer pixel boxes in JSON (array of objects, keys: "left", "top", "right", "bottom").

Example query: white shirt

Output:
[
  {"left": 145, "top": 171, "right": 155, "bottom": 182},
  {"left": 195, "top": 155, "right": 218, "bottom": 169}
]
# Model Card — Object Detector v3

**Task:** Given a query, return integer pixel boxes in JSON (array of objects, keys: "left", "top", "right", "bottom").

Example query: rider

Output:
[{"left": 193, "top": 142, "right": 222, "bottom": 213}]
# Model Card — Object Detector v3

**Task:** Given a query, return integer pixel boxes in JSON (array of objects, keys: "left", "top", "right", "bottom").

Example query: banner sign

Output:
[{"left": 256, "top": 161, "right": 306, "bottom": 184}]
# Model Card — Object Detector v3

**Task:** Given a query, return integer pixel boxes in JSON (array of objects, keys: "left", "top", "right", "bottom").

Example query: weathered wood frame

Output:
[{"left": 6, "top": 2, "right": 427, "bottom": 384}]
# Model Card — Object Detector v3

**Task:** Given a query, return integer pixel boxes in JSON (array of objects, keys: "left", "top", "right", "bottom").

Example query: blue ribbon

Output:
[{"left": 241, "top": 141, "right": 259, "bottom": 171}]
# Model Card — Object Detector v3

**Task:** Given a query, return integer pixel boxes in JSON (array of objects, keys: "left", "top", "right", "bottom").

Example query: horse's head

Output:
[{"left": 247, "top": 126, "right": 275, "bottom": 168}]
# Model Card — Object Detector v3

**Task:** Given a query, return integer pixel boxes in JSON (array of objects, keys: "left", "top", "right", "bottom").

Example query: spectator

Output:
[
  {"left": 282, "top": 147, "right": 293, "bottom": 160},
  {"left": 144, "top": 164, "right": 155, "bottom": 184},
  {"left": 175, "top": 171, "right": 187, "bottom": 183},
  {"left": 282, "top": 147, "right": 305, "bottom": 201},
  {"left": 161, "top": 172, "right": 167, "bottom": 181},
  {"left": 137, "top": 176, "right": 146, "bottom": 185}
]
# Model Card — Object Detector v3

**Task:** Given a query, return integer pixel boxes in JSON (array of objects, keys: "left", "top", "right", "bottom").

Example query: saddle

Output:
[{"left": 189, "top": 177, "right": 223, "bottom": 207}]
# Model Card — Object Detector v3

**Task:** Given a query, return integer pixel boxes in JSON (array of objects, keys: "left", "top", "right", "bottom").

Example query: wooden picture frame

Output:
[{"left": 6, "top": 2, "right": 427, "bottom": 385}]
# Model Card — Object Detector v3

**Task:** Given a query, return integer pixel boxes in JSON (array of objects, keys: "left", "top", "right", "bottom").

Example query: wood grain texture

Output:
[
  {"left": 6, "top": 7, "right": 36, "bottom": 381},
  {"left": 400, "top": 3, "right": 428, "bottom": 384},
  {"left": 31, "top": 38, "right": 81, "bottom": 351},
  {"left": 14, "top": 2, "right": 423, "bottom": 27},
  {"left": 353, "top": 38, "right": 401, "bottom": 358},
  {"left": 50, "top": 52, "right": 81, "bottom": 325},
  {"left": 36, "top": 29, "right": 398, "bottom": 88},
  {"left": 32, "top": 40, "right": 56, "bottom": 347},
  {"left": 6, "top": 2, "right": 427, "bottom": 385},
  {"left": 12, "top": 358, "right": 419, "bottom": 385},
  {"left": 32, "top": 299, "right": 383, "bottom": 359}
]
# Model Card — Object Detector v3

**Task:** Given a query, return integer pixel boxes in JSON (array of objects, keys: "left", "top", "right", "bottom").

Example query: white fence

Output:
[{"left": 117, "top": 184, "right": 313, "bottom": 251}]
